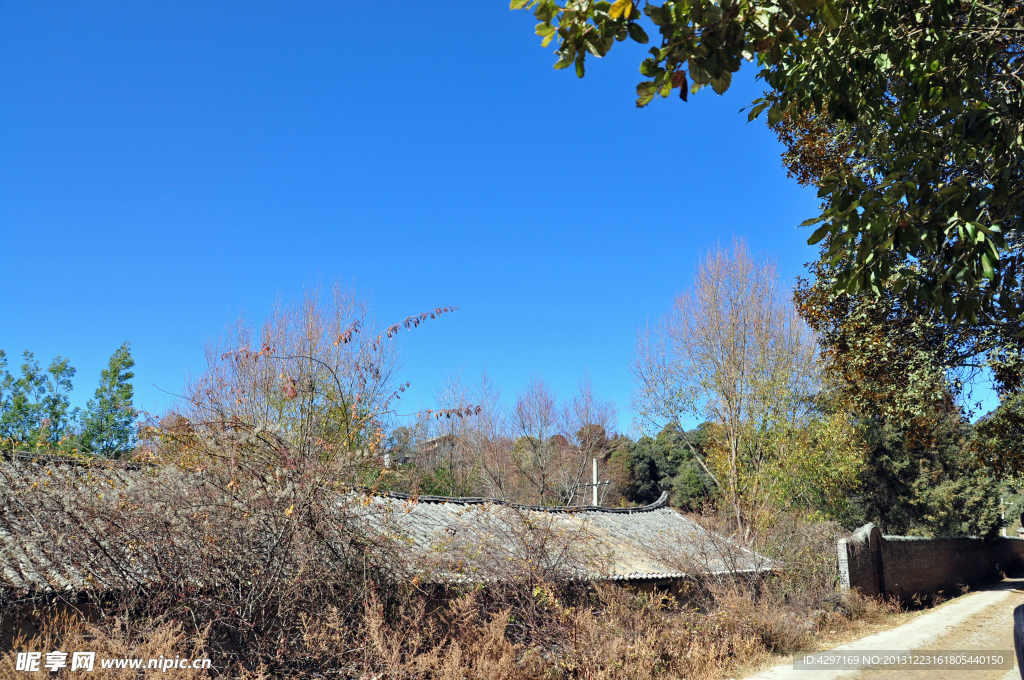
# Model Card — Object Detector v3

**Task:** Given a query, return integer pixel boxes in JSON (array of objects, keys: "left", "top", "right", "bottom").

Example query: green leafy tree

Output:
[
  {"left": 852, "top": 419, "right": 922, "bottom": 533},
  {"left": 612, "top": 433, "right": 674, "bottom": 505},
  {"left": 794, "top": 257, "right": 1004, "bottom": 429},
  {"left": 854, "top": 412, "right": 1002, "bottom": 538},
  {"left": 80, "top": 343, "right": 137, "bottom": 458},
  {"left": 795, "top": 255, "right": 1005, "bottom": 533},
  {"left": 0, "top": 350, "right": 79, "bottom": 449},
  {"left": 972, "top": 392, "right": 1024, "bottom": 476},
  {"left": 611, "top": 422, "right": 716, "bottom": 509},
  {"left": 513, "top": 0, "right": 1024, "bottom": 327}
]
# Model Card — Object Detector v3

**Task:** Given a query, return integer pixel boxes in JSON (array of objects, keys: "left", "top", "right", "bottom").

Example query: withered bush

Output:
[
  {"left": 2, "top": 488, "right": 898, "bottom": 679},
  {"left": 0, "top": 614, "right": 208, "bottom": 679},
  {"left": 0, "top": 451, "right": 411, "bottom": 673},
  {"left": 1, "top": 285, "right": 905, "bottom": 679},
  {"left": 672, "top": 509, "right": 905, "bottom": 655}
]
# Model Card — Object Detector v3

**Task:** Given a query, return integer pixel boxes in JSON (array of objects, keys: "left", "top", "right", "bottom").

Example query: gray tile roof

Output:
[
  {"left": 0, "top": 455, "right": 770, "bottom": 602},
  {"left": 0, "top": 455, "right": 159, "bottom": 603},
  {"left": 358, "top": 492, "right": 770, "bottom": 582}
]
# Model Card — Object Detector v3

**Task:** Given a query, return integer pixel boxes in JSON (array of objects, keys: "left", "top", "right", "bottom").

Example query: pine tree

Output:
[{"left": 80, "top": 343, "right": 137, "bottom": 458}]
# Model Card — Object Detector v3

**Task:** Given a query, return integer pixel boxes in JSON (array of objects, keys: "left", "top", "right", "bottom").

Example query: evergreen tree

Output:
[
  {"left": 853, "top": 411, "right": 1002, "bottom": 538},
  {"left": 612, "top": 422, "right": 716, "bottom": 509},
  {"left": 0, "top": 350, "right": 79, "bottom": 449},
  {"left": 80, "top": 343, "right": 137, "bottom": 458}
]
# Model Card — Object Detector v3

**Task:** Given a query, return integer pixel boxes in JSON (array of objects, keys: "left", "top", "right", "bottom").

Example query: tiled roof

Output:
[
  {"left": 0, "top": 455, "right": 770, "bottom": 602},
  {"left": 0, "top": 455, "right": 159, "bottom": 603},
  {"left": 360, "top": 492, "right": 770, "bottom": 582}
]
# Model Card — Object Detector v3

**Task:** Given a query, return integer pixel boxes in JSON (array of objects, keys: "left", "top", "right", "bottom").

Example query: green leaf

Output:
[
  {"left": 710, "top": 70, "right": 732, "bottom": 95},
  {"left": 534, "top": 1, "right": 558, "bottom": 21},
  {"left": 636, "top": 81, "right": 658, "bottom": 107},
  {"left": 575, "top": 55, "right": 586, "bottom": 78},
  {"left": 688, "top": 60, "right": 711, "bottom": 85},
  {"left": 804, "top": 218, "right": 829, "bottom": 238},
  {"left": 510, "top": 0, "right": 532, "bottom": 9},
  {"left": 818, "top": 0, "right": 842, "bottom": 30},
  {"left": 747, "top": 101, "right": 769, "bottom": 122},
  {"left": 767, "top": 102, "right": 785, "bottom": 126},
  {"left": 553, "top": 54, "right": 574, "bottom": 69},
  {"left": 703, "top": 4, "right": 723, "bottom": 22},
  {"left": 627, "top": 23, "right": 649, "bottom": 43},
  {"left": 640, "top": 58, "right": 664, "bottom": 77},
  {"left": 807, "top": 223, "right": 832, "bottom": 245},
  {"left": 982, "top": 252, "right": 996, "bottom": 280}
]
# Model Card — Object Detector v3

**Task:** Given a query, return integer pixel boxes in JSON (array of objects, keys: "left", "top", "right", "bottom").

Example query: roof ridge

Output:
[
  {"left": 0, "top": 450, "right": 150, "bottom": 471},
  {"left": 0, "top": 454, "right": 672, "bottom": 514},
  {"left": 378, "top": 490, "right": 670, "bottom": 514}
]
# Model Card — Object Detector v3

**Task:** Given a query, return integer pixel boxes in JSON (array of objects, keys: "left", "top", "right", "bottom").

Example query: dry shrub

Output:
[
  {"left": 245, "top": 583, "right": 770, "bottom": 680},
  {"left": 3, "top": 580, "right": 898, "bottom": 680},
  {"left": 0, "top": 510, "right": 901, "bottom": 680},
  {"left": 412, "top": 505, "right": 610, "bottom": 646},
  {"left": 755, "top": 514, "right": 844, "bottom": 611},
  {"left": 0, "top": 613, "right": 207, "bottom": 679},
  {"left": 363, "top": 593, "right": 524, "bottom": 680},
  {"left": 230, "top": 591, "right": 527, "bottom": 680},
  {"left": 534, "top": 585, "right": 759, "bottom": 680},
  {"left": 653, "top": 509, "right": 903, "bottom": 655}
]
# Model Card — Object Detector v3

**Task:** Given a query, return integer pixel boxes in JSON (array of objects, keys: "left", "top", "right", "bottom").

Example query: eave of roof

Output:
[{"left": 376, "top": 490, "right": 670, "bottom": 514}]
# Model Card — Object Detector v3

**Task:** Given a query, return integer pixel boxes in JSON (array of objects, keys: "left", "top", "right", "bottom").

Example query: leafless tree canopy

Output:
[
  {"left": 386, "top": 372, "right": 619, "bottom": 507},
  {"left": 157, "top": 283, "right": 409, "bottom": 480},
  {"left": 633, "top": 239, "right": 820, "bottom": 538}
]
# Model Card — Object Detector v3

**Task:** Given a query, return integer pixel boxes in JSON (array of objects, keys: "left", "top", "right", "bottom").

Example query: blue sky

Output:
[{"left": 1, "top": 2, "right": 832, "bottom": 432}]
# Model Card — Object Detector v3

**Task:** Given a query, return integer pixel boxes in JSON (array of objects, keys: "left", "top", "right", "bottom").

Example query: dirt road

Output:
[{"left": 743, "top": 579, "right": 1024, "bottom": 680}]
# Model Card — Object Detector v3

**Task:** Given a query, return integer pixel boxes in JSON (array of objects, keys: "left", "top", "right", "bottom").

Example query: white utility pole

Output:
[
  {"left": 593, "top": 458, "right": 598, "bottom": 506},
  {"left": 1002, "top": 495, "right": 1007, "bottom": 537}
]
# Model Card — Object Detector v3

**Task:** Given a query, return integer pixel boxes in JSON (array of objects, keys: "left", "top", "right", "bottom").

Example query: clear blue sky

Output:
[{"left": 1, "top": 2, "right": 832, "bottom": 432}]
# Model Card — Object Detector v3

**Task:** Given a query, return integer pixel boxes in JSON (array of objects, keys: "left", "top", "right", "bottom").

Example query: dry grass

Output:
[
  {"left": 0, "top": 444, "right": 912, "bottom": 678},
  {"left": 1, "top": 577, "right": 914, "bottom": 680},
  {"left": 0, "top": 614, "right": 208, "bottom": 679},
  {"left": 0, "top": 495, "right": 917, "bottom": 679}
]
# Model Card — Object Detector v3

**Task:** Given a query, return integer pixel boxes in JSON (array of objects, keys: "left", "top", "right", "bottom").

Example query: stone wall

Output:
[{"left": 838, "top": 523, "right": 1024, "bottom": 599}]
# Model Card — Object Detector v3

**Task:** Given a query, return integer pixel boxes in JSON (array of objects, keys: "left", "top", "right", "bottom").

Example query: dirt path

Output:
[
  {"left": 742, "top": 579, "right": 1024, "bottom": 680},
  {"left": 875, "top": 583, "right": 1023, "bottom": 680}
]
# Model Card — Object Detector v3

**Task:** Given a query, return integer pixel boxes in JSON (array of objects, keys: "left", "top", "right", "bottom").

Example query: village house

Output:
[{"left": 0, "top": 453, "right": 770, "bottom": 648}]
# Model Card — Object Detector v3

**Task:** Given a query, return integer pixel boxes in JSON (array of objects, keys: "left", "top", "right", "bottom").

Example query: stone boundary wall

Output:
[{"left": 838, "top": 523, "right": 1024, "bottom": 599}]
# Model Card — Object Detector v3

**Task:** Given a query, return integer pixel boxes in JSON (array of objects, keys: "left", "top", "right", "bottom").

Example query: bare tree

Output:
[
  {"left": 411, "top": 374, "right": 483, "bottom": 496},
  {"left": 469, "top": 374, "right": 518, "bottom": 500},
  {"left": 510, "top": 377, "right": 566, "bottom": 505},
  {"left": 165, "top": 282, "right": 467, "bottom": 489},
  {"left": 632, "top": 239, "right": 819, "bottom": 540},
  {"left": 389, "top": 374, "right": 622, "bottom": 507},
  {"left": 176, "top": 283, "right": 400, "bottom": 469},
  {"left": 559, "top": 373, "right": 617, "bottom": 506}
]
